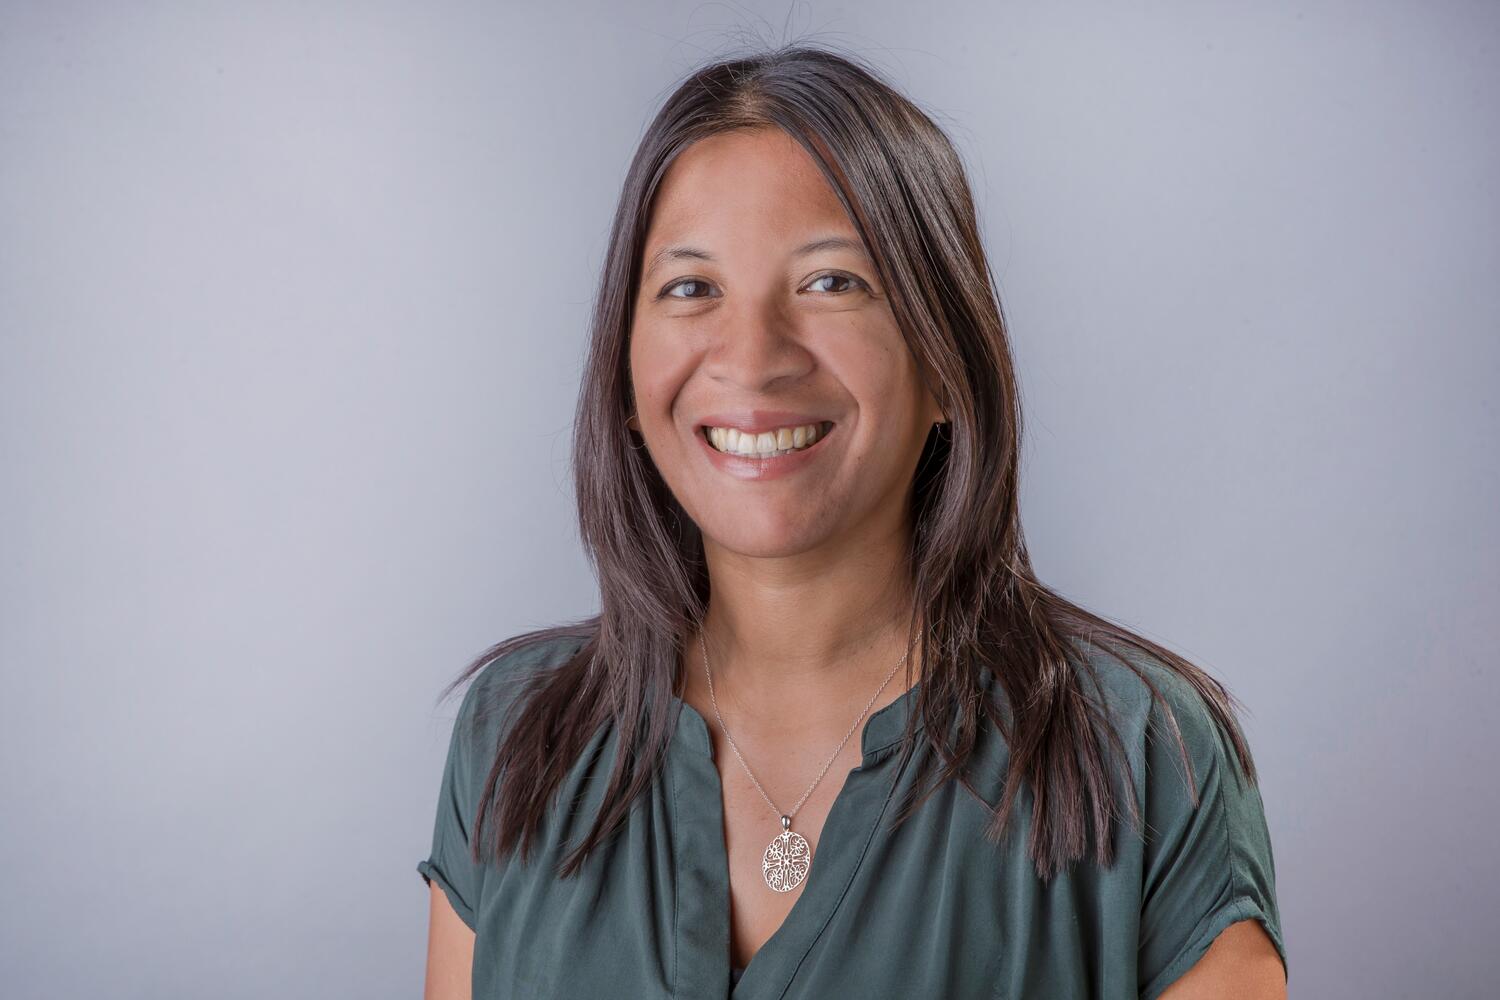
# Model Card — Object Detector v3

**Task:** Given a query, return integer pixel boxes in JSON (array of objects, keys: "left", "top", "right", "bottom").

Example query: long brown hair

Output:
[{"left": 434, "top": 42, "right": 1260, "bottom": 883}]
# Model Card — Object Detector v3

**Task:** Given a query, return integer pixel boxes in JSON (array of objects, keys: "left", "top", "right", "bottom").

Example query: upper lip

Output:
[{"left": 695, "top": 410, "right": 836, "bottom": 435}]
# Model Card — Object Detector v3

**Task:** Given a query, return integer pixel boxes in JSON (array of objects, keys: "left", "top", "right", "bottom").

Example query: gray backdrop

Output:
[{"left": 2, "top": 2, "right": 1495, "bottom": 997}]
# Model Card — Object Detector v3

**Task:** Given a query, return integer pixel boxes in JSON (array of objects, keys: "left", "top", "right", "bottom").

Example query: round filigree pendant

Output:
[{"left": 762, "top": 823, "right": 812, "bottom": 893}]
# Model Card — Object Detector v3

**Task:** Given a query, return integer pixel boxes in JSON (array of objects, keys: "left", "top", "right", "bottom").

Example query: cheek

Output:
[
  {"left": 628, "top": 326, "right": 699, "bottom": 424},
  {"left": 829, "top": 334, "right": 916, "bottom": 415}
]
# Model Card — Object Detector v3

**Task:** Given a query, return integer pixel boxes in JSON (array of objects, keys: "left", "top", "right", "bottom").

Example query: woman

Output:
[{"left": 418, "top": 44, "right": 1286, "bottom": 999}]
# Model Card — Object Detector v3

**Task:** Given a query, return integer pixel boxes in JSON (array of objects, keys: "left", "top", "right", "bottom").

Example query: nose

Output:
[{"left": 700, "top": 303, "right": 814, "bottom": 392}]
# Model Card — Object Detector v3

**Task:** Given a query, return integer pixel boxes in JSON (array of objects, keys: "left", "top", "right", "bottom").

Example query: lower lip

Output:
[{"left": 696, "top": 424, "right": 837, "bottom": 480}]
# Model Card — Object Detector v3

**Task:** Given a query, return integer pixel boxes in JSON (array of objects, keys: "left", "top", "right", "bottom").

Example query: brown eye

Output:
[
  {"left": 661, "top": 278, "right": 714, "bottom": 300},
  {"left": 803, "top": 272, "right": 867, "bottom": 295}
]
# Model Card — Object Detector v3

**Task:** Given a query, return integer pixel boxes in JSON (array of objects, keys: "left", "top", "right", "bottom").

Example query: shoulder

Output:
[
  {"left": 1071, "top": 640, "right": 1275, "bottom": 863},
  {"left": 453, "top": 630, "right": 592, "bottom": 753},
  {"left": 1071, "top": 640, "right": 1240, "bottom": 770},
  {"left": 1062, "top": 639, "right": 1271, "bottom": 838},
  {"left": 1078, "top": 642, "right": 1288, "bottom": 993},
  {"left": 462, "top": 630, "right": 590, "bottom": 699}
]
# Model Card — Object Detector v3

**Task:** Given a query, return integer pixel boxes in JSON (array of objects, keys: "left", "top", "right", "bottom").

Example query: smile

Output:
[
  {"left": 695, "top": 420, "right": 838, "bottom": 481},
  {"left": 700, "top": 420, "right": 835, "bottom": 458}
]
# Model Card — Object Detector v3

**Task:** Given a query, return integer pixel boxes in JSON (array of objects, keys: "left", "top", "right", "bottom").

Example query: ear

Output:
[
  {"left": 626, "top": 413, "right": 642, "bottom": 432},
  {"left": 925, "top": 391, "right": 948, "bottom": 427},
  {"left": 915, "top": 360, "right": 948, "bottom": 427}
]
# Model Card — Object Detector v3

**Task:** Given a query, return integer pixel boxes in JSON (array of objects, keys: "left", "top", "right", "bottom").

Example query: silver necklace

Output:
[{"left": 697, "top": 630, "right": 913, "bottom": 893}]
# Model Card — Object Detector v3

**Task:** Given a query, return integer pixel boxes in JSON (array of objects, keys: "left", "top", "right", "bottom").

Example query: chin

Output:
[{"left": 701, "top": 522, "right": 828, "bottom": 560}]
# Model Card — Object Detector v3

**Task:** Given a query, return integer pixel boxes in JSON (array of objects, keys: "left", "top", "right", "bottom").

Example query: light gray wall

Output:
[{"left": 2, "top": 2, "right": 1494, "bottom": 997}]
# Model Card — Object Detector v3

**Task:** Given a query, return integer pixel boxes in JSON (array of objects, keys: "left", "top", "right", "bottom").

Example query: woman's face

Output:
[{"left": 628, "top": 127, "right": 944, "bottom": 561}]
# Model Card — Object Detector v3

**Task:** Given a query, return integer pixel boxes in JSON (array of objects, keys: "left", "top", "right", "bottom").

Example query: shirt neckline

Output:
[{"left": 670, "top": 672, "right": 926, "bottom": 761}]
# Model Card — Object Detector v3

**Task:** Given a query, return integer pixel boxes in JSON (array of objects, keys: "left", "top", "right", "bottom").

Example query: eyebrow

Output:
[{"left": 642, "top": 234, "right": 871, "bottom": 281}]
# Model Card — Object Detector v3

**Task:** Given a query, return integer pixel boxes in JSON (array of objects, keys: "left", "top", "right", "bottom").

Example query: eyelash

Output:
[{"left": 656, "top": 271, "right": 869, "bottom": 301}]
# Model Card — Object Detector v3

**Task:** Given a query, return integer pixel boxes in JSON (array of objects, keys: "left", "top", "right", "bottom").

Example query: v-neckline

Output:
[{"left": 666, "top": 680, "right": 925, "bottom": 998}]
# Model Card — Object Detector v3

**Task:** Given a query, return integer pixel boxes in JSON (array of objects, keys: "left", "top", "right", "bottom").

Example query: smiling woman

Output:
[{"left": 417, "top": 42, "right": 1286, "bottom": 1000}]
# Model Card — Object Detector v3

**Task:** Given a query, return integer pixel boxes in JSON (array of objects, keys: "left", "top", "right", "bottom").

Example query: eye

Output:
[
  {"left": 656, "top": 270, "right": 872, "bottom": 301},
  {"left": 802, "top": 271, "right": 868, "bottom": 295},
  {"left": 659, "top": 277, "right": 716, "bottom": 300}
]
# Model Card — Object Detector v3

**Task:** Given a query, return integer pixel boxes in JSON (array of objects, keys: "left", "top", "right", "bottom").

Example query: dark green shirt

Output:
[{"left": 418, "top": 635, "right": 1286, "bottom": 998}]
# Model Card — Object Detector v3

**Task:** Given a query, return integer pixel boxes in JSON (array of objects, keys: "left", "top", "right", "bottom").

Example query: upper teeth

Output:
[{"left": 706, "top": 421, "right": 829, "bottom": 457}]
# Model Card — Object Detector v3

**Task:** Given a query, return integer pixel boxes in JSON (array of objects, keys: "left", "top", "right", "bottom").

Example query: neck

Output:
[{"left": 687, "top": 534, "right": 923, "bottom": 713}]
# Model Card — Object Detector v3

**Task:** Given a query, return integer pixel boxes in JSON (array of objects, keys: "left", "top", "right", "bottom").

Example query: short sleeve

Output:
[
  {"left": 1136, "top": 675, "right": 1287, "bottom": 999},
  {"left": 415, "top": 634, "right": 589, "bottom": 932},
  {"left": 416, "top": 676, "right": 485, "bottom": 931}
]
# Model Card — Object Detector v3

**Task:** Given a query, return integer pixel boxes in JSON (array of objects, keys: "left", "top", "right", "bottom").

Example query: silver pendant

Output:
[{"left": 762, "top": 815, "right": 812, "bottom": 892}]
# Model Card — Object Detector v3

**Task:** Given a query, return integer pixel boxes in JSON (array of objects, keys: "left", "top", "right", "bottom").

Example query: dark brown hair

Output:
[{"left": 433, "top": 42, "right": 1260, "bottom": 883}]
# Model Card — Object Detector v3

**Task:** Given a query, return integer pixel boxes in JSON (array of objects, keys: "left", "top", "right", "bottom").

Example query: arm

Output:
[
  {"left": 1156, "top": 918, "right": 1286, "bottom": 1000},
  {"left": 1134, "top": 662, "right": 1288, "bottom": 999},
  {"left": 423, "top": 881, "right": 475, "bottom": 1000}
]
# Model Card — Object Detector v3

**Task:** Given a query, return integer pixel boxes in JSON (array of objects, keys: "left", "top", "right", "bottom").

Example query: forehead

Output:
[{"left": 644, "top": 128, "right": 855, "bottom": 242}]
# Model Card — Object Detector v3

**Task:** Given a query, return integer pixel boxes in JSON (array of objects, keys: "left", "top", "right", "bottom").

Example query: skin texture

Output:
[
  {"left": 1156, "top": 918, "right": 1287, "bottom": 999},
  {"left": 423, "top": 882, "right": 474, "bottom": 1000},
  {"left": 420, "top": 126, "right": 1286, "bottom": 997}
]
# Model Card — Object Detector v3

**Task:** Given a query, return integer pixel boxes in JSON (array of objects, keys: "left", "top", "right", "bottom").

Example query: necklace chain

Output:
[{"left": 696, "top": 629, "right": 914, "bottom": 824}]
